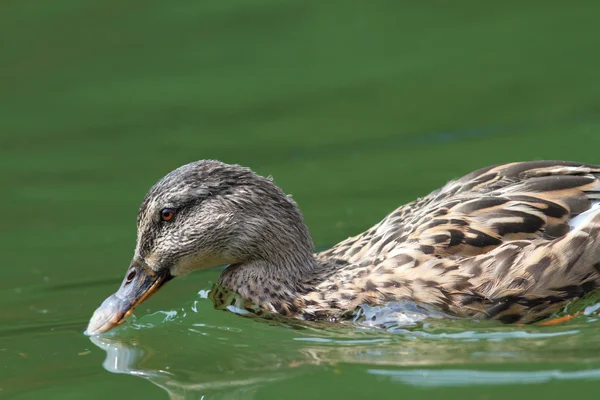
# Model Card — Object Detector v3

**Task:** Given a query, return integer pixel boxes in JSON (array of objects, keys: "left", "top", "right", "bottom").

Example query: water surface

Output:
[{"left": 3, "top": 1, "right": 600, "bottom": 399}]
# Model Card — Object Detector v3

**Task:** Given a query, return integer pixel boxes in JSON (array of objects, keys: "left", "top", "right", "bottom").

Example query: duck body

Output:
[
  {"left": 87, "top": 160, "right": 600, "bottom": 335},
  {"left": 215, "top": 161, "right": 600, "bottom": 324}
]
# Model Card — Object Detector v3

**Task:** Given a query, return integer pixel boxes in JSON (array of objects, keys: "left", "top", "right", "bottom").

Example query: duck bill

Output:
[{"left": 85, "top": 259, "right": 173, "bottom": 335}]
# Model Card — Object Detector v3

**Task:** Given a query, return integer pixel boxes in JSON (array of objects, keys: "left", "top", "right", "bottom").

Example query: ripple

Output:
[
  {"left": 368, "top": 368, "right": 600, "bottom": 387},
  {"left": 408, "top": 329, "right": 581, "bottom": 341},
  {"left": 293, "top": 337, "right": 393, "bottom": 344}
]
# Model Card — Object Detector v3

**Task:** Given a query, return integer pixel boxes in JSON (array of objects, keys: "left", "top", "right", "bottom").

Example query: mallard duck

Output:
[{"left": 86, "top": 160, "right": 600, "bottom": 335}]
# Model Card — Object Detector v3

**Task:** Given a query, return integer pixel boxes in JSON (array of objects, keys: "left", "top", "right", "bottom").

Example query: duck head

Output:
[{"left": 85, "top": 160, "right": 313, "bottom": 335}]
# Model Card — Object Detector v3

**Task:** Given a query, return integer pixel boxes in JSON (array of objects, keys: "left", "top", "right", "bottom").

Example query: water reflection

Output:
[
  {"left": 88, "top": 303, "right": 600, "bottom": 400},
  {"left": 90, "top": 334, "right": 298, "bottom": 400}
]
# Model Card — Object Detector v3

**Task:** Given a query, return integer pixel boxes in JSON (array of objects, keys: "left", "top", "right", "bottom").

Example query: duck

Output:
[{"left": 85, "top": 160, "right": 600, "bottom": 335}]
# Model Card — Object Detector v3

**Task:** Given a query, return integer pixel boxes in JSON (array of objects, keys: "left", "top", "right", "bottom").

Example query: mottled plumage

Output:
[
  {"left": 87, "top": 160, "right": 600, "bottom": 335},
  {"left": 303, "top": 161, "right": 600, "bottom": 323},
  {"left": 213, "top": 160, "right": 600, "bottom": 324}
]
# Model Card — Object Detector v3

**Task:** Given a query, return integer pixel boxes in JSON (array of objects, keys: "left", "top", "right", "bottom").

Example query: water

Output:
[{"left": 3, "top": 1, "right": 600, "bottom": 399}]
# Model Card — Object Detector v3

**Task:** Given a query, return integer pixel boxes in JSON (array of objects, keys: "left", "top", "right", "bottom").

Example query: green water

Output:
[{"left": 3, "top": 1, "right": 600, "bottom": 399}]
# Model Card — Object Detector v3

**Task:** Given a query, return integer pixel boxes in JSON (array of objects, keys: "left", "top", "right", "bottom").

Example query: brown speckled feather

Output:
[{"left": 298, "top": 161, "right": 600, "bottom": 323}]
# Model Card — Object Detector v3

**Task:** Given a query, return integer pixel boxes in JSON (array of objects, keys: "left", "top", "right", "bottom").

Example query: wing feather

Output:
[{"left": 313, "top": 161, "right": 600, "bottom": 323}]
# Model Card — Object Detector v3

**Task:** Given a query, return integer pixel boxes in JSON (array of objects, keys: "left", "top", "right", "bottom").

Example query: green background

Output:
[{"left": 2, "top": 1, "right": 600, "bottom": 399}]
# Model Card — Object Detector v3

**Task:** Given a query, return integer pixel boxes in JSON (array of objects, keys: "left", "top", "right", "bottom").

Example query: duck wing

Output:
[{"left": 313, "top": 161, "right": 600, "bottom": 323}]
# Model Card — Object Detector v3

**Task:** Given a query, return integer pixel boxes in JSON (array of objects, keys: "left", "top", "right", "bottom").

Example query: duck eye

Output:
[{"left": 160, "top": 208, "right": 175, "bottom": 221}]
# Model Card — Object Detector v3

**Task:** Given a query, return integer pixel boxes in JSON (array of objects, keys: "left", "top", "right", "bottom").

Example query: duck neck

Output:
[
  {"left": 216, "top": 189, "right": 327, "bottom": 312},
  {"left": 218, "top": 249, "right": 322, "bottom": 298}
]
